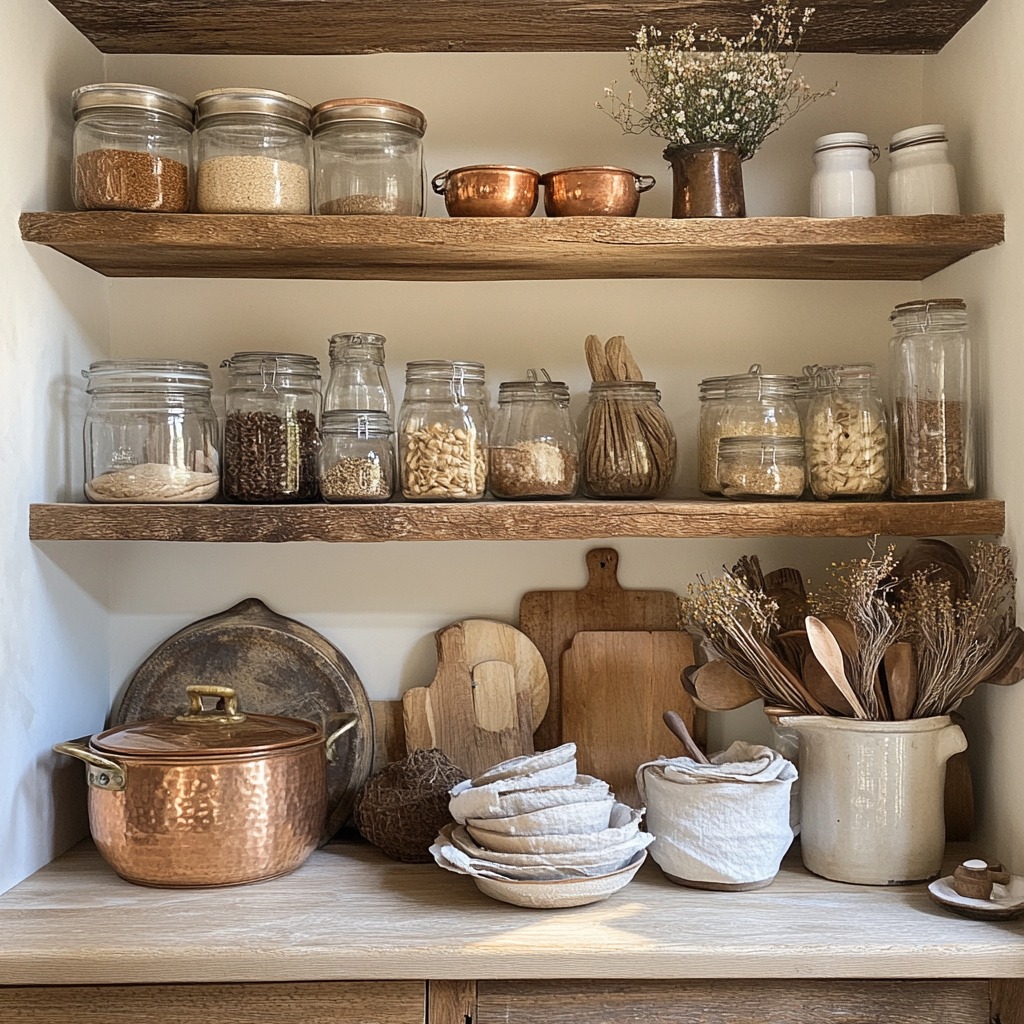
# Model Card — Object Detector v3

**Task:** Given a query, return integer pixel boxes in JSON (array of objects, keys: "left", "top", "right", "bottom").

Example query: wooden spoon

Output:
[
  {"left": 663, "top": 709, "right": 710, "bottom": 763},
  {"left": 801, "top": 649, "right": 854, "bottom": 716},
  {"left": 964, "top": 626, "right": 1024, "bottom": 691},
  {"left": 882, "top": 642, "right": 918, "bottom": 721},
  {"left": 805, "top": 615, "right": 870, "bottom": 720},
  {"left": 756, "top": 639, "right": 830, "bottom": 716},
  {"left": 821, "top": 613, "right": 889, "bottom": 719},
  {"left": 681, "top": 661, "right": 761, "bottom": 711},
  {"left": 584, "top": 334, "right": 613, "bottom": 382},
  {"left": 605, "top": 335, "right": 644, "bottom": 381}
]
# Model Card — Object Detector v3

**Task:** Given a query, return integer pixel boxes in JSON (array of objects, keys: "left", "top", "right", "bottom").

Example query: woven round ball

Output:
[{"left": 354, "top": 748, "right": 467, "bottom": 863}]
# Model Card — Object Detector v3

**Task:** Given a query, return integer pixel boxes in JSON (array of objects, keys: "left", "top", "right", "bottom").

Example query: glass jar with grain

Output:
[
  {"left": 697, "top": 374, "right": 729, "bottom": 495},
  {"left": 319, "top": 410, "right": 395, "bottom": 503},
  {"left": 721, "top": 365, "right": 803, "bottom": 446},
  {"left": 221, "top": 351, "right": 321, "bottom": 502},
  {"left": 72, "top": 83, "right": 193, "bottom": 213},
  {"left": 718, "top": 436, "right": 806, "bottom": 499},
  {"left": 194, "top": 88, "right": 312, "bottom": 213}
]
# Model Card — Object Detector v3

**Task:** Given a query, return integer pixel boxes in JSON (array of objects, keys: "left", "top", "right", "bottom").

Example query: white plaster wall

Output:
[{"left": 0, "top": 0, "right": 111, "bottom": 893}]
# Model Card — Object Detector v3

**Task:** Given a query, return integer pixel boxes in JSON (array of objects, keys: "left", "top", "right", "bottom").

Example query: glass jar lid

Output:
[
  {"left": 888, "top": 123, "right": 948, "bottom": 152},
  {"left": 194, "top": 87, "right": 312, "bottom": 131},
  {"left": 222, "top": 351, "right": 321, "bottom": 378},
  {"left": 72, "top": 83, "right": 195, "bottom": 131},
  {"left": 805, "top": 362, "right": 879, "bottom": 389},
  {"left": 311, "top": 97, "right": 426, "bottom": 135},
  {"left": 698, "top": 374, "right": 731, "bottom": 398},
  {"left": 329, "top": 332, "right": 387, "bottom": 358},
  {"left": 82, "top": 359, "right": 212, "bottom": 393},
  {"left": 890, "top": 298, "right": 967, "bottom": 330},
  {"left": 405, "top": 359, "right": 485, "bottom": 384},
  {"left": 724, "top": 364, "right": 801, "bottom": 399},
  {"left": 322, "top": 409, "right": 392, "bottom": 436}
]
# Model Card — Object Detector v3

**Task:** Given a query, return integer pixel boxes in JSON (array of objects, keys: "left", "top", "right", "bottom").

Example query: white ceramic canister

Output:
[
  {"left": 810, "top": 132, "right": 879, "bottom": 217},
  {"left": 887, "top": 124, "right": 960, "bottom": 215},
  {"left": 773, "top": 715, "right": 966, "bottom": 885}
]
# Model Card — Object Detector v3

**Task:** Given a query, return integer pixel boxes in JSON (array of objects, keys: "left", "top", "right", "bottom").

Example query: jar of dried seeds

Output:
[
  {"left": 72, "top": 83, "right": 193, "bottom": 212},
  {"left": 221, "top": 351, "right": 321, "bottom": 502},
  {"left": 489, "top": 373, "right": 578, "bottom": 499},
  {"left": 890, "top": 298, "right": 975, "bottom": 497},
  {"left": 697, "top": 374, "right": 729, "bottom": 495},
  {"left": 718, "top": 436, "right": 806, "bottom": 499},
  {"left": 319, "top": 410, "right": 394, "bottom": 502},
  {"left": 82, "top": 360, "right": 219, "bottom": 502},
  {"left": 194, "top": 88, "right": 312, "bottom": 213},
  {"left": 398, "top": 360, "right": 488, "bottom": 501},
  {"left": 805, "top": 363, "right": 889, "bottom": 499}
]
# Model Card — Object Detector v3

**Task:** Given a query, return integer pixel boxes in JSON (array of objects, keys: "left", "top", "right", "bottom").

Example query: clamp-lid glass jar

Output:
[
  {"left": 489, "top": 373, "right": 579, "bottom": 499},
  {"left": 221, "top": 351, "right": 321, "bottom": 502},
  {"left": 398, "top": 360, "right": 488, "bottom": 501},
  {"left": 721, "top": 365, "right": 804, "bottom": 442},
  {"left": 718, "top": 436, "right": 806, "bottom": 499},
  {"left": 887, "top": 124, "right": 960, "bottom": 215},
  {"left": 319, "top": 410, "right": 395, "bottom": 503},
  {"left": 697, "top": 374, "right": 729, "bottom": 495},
  {"left": 72, "top": 83, "right": 193, "bottom": 212},
  {"left": 324, "top": 331, "right": 394, "bottom": 417},
  {"left": 804, "top": 363, "right": 889, "bottom": 499},
  {"left": 82, "top": 360, "right": 219, "bottom": 503},
  {"left": 312, "top": 98, "right": 426, "bottom": 216},
  {"left": 194, "top": 88, "right": 312, "bottom": 213},
  {"left": 889, "top": 298, "right": 974, "bottom": 498},
  {"left": 810, "top": 132, "right": 878, "bottom": 218}
]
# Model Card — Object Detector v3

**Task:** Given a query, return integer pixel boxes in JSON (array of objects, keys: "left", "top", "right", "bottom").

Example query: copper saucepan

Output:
[
  {"left": 539, "top": 166, "right": 656, "bottom": 217},
  {"left": 431, "top": 164, "right": 540, "bottom": 217},
  {"left": 55, "top": 684, "right": 357, "bottom": 888}
]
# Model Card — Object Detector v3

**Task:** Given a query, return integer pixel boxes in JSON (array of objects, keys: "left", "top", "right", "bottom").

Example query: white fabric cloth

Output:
[{"left": 448, "top": 774, "right": 608, "bottom": 823}]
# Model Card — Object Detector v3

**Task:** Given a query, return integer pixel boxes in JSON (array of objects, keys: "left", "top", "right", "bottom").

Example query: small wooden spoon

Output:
[
  {"left": 605, "top": 335, "right": 644, "bottom": 381},
  {"left": 965, "top": 626, "right": 1024, "bottom": 691},
  {"left": 663, "top": 709, "right": 710, "bottom": 763},
  {"left": 681, "top": 661, "right": 761, "bottom": 711},
  {"left": 584, "top": 333, "right": 613, "bottom": 382},
  {"left": 802, "top": 650, "right": 854, "bottom": 716},
  {"left": 882, "top": 642, "right": 918, "bottom": 720},
  {"left": 805, "top": 615, "right": 870, "bottom": 720}
]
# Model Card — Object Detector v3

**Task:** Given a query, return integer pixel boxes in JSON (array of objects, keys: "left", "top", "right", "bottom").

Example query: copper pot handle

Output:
[
  {"left": 635, "top": 174, "right": 657, "bottom": 193},
  {"left": 325, "top": 714, "right": 359, "bottom": 763},
  {"left": 53, "top": 739, "right": 127, "bottom": 792},
  {"left": 430, "top": 170, "right": 450, "bottom": 194},
  {"left": 175, "top": 684, "right": 246, "bottom": 725}
]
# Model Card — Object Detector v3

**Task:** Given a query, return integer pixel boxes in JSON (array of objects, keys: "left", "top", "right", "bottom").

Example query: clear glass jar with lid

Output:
[
  {"left": 697, "top": 374, "right": 729, "bottom": 495},
  {"left": 804, "top": 363, "right": 889, "bottom": 499},
  {"left": 889, "top": 298, "right": 974, "bottom": 498},
  {"left": 312, "top": 97, "right": 426, "bottom": 216},
  {"left": 221, "top": 351, "right": 322, "bottom": 502},
  {"left": 82, "top": 359, "right": 219, "bottom": 503},
  {"left": 194, "top": 88, "right": 312, "bottom": 213},
  {"left": 323, "top": 331, "right": 394, "bottom": 417},
  {"left": 398, "top": 360, "right": 488, "bottom": 501},
  {"left": 72, "top": 83, "right": 193, "bottom": 212},
  {"left": 581, "top": 380, "right": 676, "bottom": 498},
  {"left": 489, "top": 371, "right": 579, "bottom": 499},
  {"left": 810, "top": 132, "right": 878, "bottom": 218},
  {"left": 721, "top": 365, "right": 804, "bottom": 443},
  {"left": 887, "top": 124, "right": 960, "bottom": 215},
  {"left": 319, "top": 410, "right": 395, "bottom": 503},
  {"left": 718, "top": 436, "right": 806, "bottom": 499}
]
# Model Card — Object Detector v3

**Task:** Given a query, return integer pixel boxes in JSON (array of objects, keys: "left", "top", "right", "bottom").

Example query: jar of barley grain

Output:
[{"left": 319, "top": 410, "right": 395, "bottom": 503}]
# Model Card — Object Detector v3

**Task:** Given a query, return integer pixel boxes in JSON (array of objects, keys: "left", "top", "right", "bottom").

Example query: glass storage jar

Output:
[
  {"left": 312, "top": 98, "right": 426, "bottom": 216},
  {"left": 887, "top": 124, "right": 960, "bottom": 215},
  {"left": 323, "top": 331, "right": 394, "bottom": 417},
  {"left": 721, "top": 365, "right": 804, "bottom": 444},
  {"left": 810, "top": 132, "right": 878, "bottom": 218},
  {"left": 717, "top": 436, "right": 806, "bottom": 499},
  {"left": 72, "top": 83, "right": 193, "bottom": 213},
  {"left": 398, "top": 360, "right": 488, "bottom": 501},
  {"left": 581, "top": 380, "right": 676, "bottom": 498},
  {"left": 805, "top": 363, "right": 889, "bottom": 499},
  {"left": 889, "top": 298, "right": 974, "bottom": 498},
  {"left": 82, "top": 359, "right": 219, "bottom": 503},
  {"left": 489, "top": 373, "right": 579, "bottom": 499},
  {"left": 319, "top": 410, "right": 394, "bottom": 503},
  {"left": 194, "top": 88, "right": 312, "bottom": 213},
  {"left": 697, "top": 374, "right": 729, "bottom": 495},
  {"left": 221, "top": 351, "right": 322, "bottom": 502}
]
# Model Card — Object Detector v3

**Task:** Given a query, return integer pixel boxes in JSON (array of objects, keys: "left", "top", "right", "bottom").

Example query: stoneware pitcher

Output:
[{"left": 773, "top": 714, "right": 966, "bottom": 885}]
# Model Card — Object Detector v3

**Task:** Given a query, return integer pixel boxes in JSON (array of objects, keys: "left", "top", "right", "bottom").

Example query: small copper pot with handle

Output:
[
  {"left": 431, "top": 164, "right": 540, "bottom": 217},
  {"left": 55, "top": 684, "right": 357, "bottom": 888},
  {"left": 539, "top": 166, "right": 656, "bottom": 217}
]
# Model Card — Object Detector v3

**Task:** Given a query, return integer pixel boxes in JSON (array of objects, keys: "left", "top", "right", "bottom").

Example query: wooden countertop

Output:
[{"left": 0, "top": 840, "right": 1021, "bottom": 986}]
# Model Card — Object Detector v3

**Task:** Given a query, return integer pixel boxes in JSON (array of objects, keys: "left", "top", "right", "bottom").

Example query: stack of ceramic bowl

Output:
[{"left": 430, "top": 743, "right": 652, "bottom": 908}]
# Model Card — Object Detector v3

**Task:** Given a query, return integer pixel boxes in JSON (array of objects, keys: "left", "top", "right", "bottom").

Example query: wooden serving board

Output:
[
  {"left": 519, "top": 548, "right": 681, "bottom": 748},
  {"left": 560, "top": 630, "right": 700, "bottom": 808}
]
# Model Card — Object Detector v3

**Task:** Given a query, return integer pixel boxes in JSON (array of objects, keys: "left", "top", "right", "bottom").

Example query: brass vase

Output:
[{"left": 664, "top": 142, "right": 746, "bottom": 218}]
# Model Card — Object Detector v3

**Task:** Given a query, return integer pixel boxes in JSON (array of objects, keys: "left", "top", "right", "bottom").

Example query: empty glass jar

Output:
[
  {"left": 72, "top": 83, "right": 193, "bottom": 212},
  {"left": 319, "top": 410, "right": 394, "bottom": 503},
  {"left": 194, "top": 88, "right": 312, "bottom": 213},
  {"left": 82, "top": 360, "right": 219, "bottom": 503},
  {"left": 323, "top": 331, "right": 394, "bottom": 416},
  {"left": 312, "top": 97, "right": 426, "bottom": 215}
]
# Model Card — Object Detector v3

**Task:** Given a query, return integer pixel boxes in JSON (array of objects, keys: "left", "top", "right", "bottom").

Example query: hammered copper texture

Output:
[{"left": 89, "top": 746, "right": 325, "bottom": 887}]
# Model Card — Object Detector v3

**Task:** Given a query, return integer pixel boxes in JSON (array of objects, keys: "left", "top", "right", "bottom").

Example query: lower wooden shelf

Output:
[{"left": 28, "top": 498, "right": 1005, "bottom": 543}]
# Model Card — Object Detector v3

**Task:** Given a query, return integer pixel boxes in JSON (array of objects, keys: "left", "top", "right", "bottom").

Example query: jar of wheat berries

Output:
[
  {"left": 398, "top": 360, "right": 488, "bottom": 501},
  {"left": 319, "top": 410, "right": 395, "bottom": 503},
  {"left": 194, "top": 88, "right": 312, "bottom": 213},
  {"left": 221, "top": 351, "right": 322, "bottom": 502},
  {"left": 72, "top": 83, "right": 193, "bottom": 212},
  {"left": 82, "top": 360, "right": 219, "bottom": 502}
]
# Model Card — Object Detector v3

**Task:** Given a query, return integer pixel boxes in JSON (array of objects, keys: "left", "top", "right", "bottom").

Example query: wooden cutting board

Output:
[
  {"left": 402, "top": 621, "right": 535, "bottom": 777},
  {"left": 560, "top": 630, "right": 700, "bottom": 808},
  {"left": 519, "top": 547, "right": 681, "bottom": 748}
]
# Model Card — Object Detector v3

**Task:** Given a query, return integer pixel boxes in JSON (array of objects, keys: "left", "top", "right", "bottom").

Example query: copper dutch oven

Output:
[
  {"left": 539, "top": 166, "right": 656, "bottom": 217},
  {"left": 54, "top": 684, "right": 356, "bottom": 888},
  {"left": 431, "top": 164, "right": 540, "bottom": 217}
]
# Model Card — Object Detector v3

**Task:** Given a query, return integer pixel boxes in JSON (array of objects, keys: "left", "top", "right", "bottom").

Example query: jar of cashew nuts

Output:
[
  {"left": 805, "top": 363, "right": 889, "bottom": 499},
  {"left": 398, "top": 360, "right": 488, "bottom": 500}
]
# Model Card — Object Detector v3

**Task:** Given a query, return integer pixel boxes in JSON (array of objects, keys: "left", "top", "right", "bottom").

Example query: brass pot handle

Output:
[
  {"left": 54, "top": 739, "right": 127, "bottom": 792},
  {"left": 175, "top": 684, "right": 246, "bottom": 725},
  {"left": 635, "top": 174, "right": 657, "bottom": 193},
  {"left": 325, "top": 713, "right": 359, "bottom": 764},
  {"left": 430, "top": 170, "right": 450, "bottom": 194}
]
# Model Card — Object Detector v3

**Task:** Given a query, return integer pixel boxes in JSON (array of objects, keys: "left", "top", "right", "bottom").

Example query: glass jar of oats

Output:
[
  {"left": 319, "top": 410, "right": 395, "bottom": 503},
  {"left": 805, "top": 363, "right": 889, "bottom": 499},
  {"left": 718, "top": 436, "right": 806, "bottom": 499},
  {"left": 398, "top": 360, "right": 488, "bottom": 501}
]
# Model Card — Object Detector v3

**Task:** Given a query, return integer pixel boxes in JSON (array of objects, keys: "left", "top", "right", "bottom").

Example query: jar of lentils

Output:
[
  {"left": 319, "top": 410, "right": 394, "bottom": 503},
  {"left": 72, "top": 83, "right": 193, "bottom": 212},
  {"left": 194, "top": 88, "right": 312, "bottom": 213},
  {"left": 221, "top": 351, "right": 321, "bottom": 502},
  {"left": 398, "top": 360, "right": 488, "bottom": 501},
  {"left": 312, "top": 97, "right": 426, "bottom": 215}
]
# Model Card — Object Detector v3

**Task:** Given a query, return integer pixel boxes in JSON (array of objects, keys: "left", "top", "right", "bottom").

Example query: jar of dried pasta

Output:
[
  {"left": 805, "top": 363, "right": 889, "bottom": 499},
  {"left": 718, "top": 436, "right": 806, "bottom": 499}
]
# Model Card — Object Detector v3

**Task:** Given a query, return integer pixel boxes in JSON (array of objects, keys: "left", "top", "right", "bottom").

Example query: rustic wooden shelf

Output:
[
  {"left": 28, "top": 499, "right": 1005, "bottom": 543},
  {"left": 19, "top": 212, "right": 1004, "bottom": 282},
  {"left": 45, "top": 0, "right": 991, "bottom": 55}
]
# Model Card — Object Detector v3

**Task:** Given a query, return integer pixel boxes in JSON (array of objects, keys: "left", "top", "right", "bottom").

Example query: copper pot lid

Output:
[{"left": 94, "top": 685, "right": 321, "bottom": 757}]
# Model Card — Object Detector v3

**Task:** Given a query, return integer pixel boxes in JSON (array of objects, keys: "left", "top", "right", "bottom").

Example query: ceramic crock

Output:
[{"left": 773, "top": 714, "right": 966, "bottom": 885}]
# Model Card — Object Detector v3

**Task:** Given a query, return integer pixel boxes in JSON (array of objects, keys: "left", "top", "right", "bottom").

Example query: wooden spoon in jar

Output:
[
  {"left": 882, "top": 642, "right": 918, "bottom": 721},
  {"left": 805, "top": 615, "right": 870, "bottom": 720},
  {"left": 681, "top": 661, "right": 761, "bottom": 712},
  {"left": 663, "top": 709, "right": 710, "bottom": 763}
]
